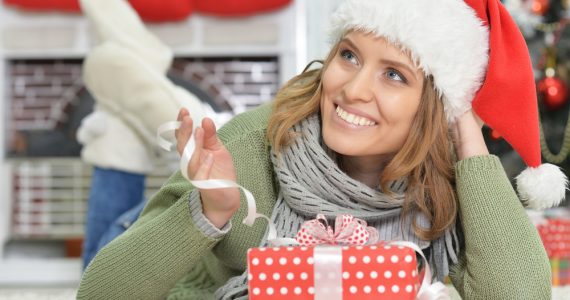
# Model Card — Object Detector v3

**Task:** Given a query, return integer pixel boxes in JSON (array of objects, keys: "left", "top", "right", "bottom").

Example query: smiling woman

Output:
[
  {"left": 77, "top": 1, "right": 564, "bottom": 299},
  {"left": 269, "top": 31, "right": 455, "bottom": 243}
]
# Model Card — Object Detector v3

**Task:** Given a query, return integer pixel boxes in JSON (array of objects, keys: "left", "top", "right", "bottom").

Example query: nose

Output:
[{"left": 342, "top": 67, "right": 375, "bottom": 103}]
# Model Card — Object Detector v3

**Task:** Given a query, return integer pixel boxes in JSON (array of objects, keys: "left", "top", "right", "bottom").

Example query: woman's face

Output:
[{"left": 320, "top": 31, "right": 424, "bottom": 159}]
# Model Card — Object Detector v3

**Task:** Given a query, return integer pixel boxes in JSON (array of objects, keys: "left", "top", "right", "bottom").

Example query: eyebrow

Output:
[{"left": 341, "top": 37, "right": 419, "bottom": 82}]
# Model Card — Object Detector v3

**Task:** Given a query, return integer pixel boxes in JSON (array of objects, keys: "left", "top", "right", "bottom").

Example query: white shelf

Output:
[{"left": 0, "top": 258, "right": 81, "bottom": 287}]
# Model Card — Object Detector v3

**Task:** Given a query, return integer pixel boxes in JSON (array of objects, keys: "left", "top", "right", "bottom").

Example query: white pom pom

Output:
[{"left": 516, "top": 164, "right": 568, "bottom": 210}]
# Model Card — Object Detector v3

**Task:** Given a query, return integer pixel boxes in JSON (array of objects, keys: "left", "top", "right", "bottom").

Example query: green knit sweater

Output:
[{"left": 77, "top": 103, "right": 551, "bottom": 299}]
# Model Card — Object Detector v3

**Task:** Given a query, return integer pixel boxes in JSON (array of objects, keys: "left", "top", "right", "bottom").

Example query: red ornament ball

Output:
[
  {"left": 531, "top": 0, "right": 550, "bottom": 15},
  {"left": 490, "top": 129, "right": 502, "bottom": 141},
  {"left": 538, "top": 76, "right": 569, "bottom": 110}
]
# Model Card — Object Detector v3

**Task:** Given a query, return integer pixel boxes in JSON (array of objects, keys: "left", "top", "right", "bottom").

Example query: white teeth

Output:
[{"left": 336, "top": 106, "right": 376, "bottom": 126}]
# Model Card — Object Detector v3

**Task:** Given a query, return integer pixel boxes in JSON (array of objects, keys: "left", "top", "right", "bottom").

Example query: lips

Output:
[{"left": 336, "top": 105, "right": 377, "bottom": 126}]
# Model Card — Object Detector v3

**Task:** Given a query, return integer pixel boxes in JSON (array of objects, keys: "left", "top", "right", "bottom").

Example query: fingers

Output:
[
  {"left": 193, "top": 153, "right": 214, "bottom": 180},
  {"left": 175, "top": 109, "right": 193, "bottom": 155},
  {"left": 188, "top": 127, "right": 205, "bottom": 178},
  {"left": 201, "top": 118, "right": 222, "bottom": 150}
]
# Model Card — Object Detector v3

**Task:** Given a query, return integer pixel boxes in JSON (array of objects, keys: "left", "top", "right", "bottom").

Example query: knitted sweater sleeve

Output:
[
  {"left": 76, "top": 171, "right": 223, "bottom": 300},
  {"left": 449, "top": 155, "right": 551, "bottom": 300},
  {"left": 76, "top": 104, "right": 273, "bottom": 299}
]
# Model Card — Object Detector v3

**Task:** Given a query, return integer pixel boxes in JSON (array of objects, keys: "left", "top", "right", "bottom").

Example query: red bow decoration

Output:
[{"left": 295, "top": 214, "right": 379, "bottom": 246}]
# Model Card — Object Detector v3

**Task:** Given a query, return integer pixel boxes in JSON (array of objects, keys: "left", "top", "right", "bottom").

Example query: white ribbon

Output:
[
  {"left": 157, "top": 121, "right": 449, "bottom": 300},
  {"left": 314, "top": 247, "right": 343, "bottom": 300}
]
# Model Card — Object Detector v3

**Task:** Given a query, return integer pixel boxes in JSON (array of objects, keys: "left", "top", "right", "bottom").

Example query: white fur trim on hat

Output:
[
  {"left": 516, "top": 164, "right": 568, "bottom": 210},
  {"left": 329, "top": 0, "right": 489, "bottom": 123}
]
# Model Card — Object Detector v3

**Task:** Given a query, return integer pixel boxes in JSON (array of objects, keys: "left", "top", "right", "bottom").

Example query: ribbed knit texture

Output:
[
  {"left": 449, "top": 155, "right": 551, "bottom": 299},
  {"left": 189, "top": 190, "right": 232, "bottom": 238},
  {"left": 77, "top": 103, "right": 551, "bottom": 299}
]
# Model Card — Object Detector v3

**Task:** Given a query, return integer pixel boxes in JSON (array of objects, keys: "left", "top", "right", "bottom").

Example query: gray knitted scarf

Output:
[{"left": 215, "top": 114, "right": 459, "bottom": 299}]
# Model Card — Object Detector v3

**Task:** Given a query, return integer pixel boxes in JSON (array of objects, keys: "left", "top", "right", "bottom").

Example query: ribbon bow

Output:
[{"left": 296, "top": 214, "right": 379, "bottom": 246}]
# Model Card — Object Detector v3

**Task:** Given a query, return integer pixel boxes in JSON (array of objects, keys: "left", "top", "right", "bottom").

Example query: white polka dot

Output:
[
  {"left": 273, "top": 273, "right": 281, "bottom": 280},
  {"left": 301, "top": 247, "right": 308, "bottom": 251},
  {"left": 370, "top": 271, "right": 378, "bottom": 279},
  {"left": 293, "top": 257, "right": 301, "bottom": 265},
  {"left": 272, "top": 247, "right": 280, "bottom": 251},
  {"left": 398, "top": 245, "right": 405, "bottom": 250},
  {"left": 342, "top": 271, "right": 350, "bottom": 279},
  {"left": 356, "top": 271, "right": 364, "bottom": 279},
  {"left": 391, "top": 255, "right": 399, "bottom": 263},
  {"left": 252, "top": 258, "right": 260, "bottom": 265},
  {"left": 398, "top": 270, "right": 406, "bottom": 278},
  {"left": 412, "top": 270, "right": 417, "bottom": 277},
  {"left": 300, "top": 272, "right": 308, "bottom": 280},
  {"left": 294, "top": 287, "right": 302, "bottom": 295},
  {"left": 280, "top": 287, "right": 288, "bottom": 295},
  {"left": 349, "top": 256, "right": 357, "bottom": 264},
  {"left": 362, "top": 256, "right": 371, "bottom": 264},
  {"left": 392, "top": 285, "right": 400, "bottom": 293},
  {"left": 253, "top": 287, "right": 260, "bottom": 295},
  {"left": 364, "top": 286, "right": 371, "bottom": 294},
  {"left": 349, "top": 286, "right": 357, "bottom": 294},
  {"left": 286, "top": 247, "right": 294, "bottom": 251},
  {"left": 265, "top": 258, "right": 273, "bottom": 265},
  {"left": 308, "top": 287, "right": 315, "bottom": 295},
  {"left": 248, "top": 273, "right": 253, "bottom": 280},
  {"left": 258, "top": 247, "right": 266, "bottom": 252},
  {"left": 377, "top": 285, "right": 386, "bottom": 293},
  {"left": 267, "top": 287, "right": 274, "bottom": 295},
  {"left": 279, "top": 257, "right": 287, "bottom": 265},
  {"left": 342, "top": 246, "right": 350, "bottom": 251},
  {"left": 370, "top": 245, "right": 378, "bottom": 250},
  {"left": 259, "top": 273, "right": 267, "bottom": 281},
  {"left": 405, "top": 255, "right": 413, "bottom": 263},
  {"left": 356, "top": 246, "right": 364, "bottom": 250},
  {"left": 376, "top": 255, "right": 385, "bottom": 263},
  {"left": 287, "top": 272, "right": 294, "bottom": 280},
  {"left": 384, "top": 245, "right": 392, "bottom": 250},
  {"left": 307, "top": 257, "right": 314, "bottom": 265},
  {"left": 384, "top": 271, "right": 392, "bottom": 279},
  {"left": 405, "top": 285, "right": 413, "bottom": 293}
]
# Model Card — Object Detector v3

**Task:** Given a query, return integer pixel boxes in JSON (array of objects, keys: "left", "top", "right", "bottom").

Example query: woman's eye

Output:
[
  {"left": 340, "top": 49, "right": 358, "bottom": 65},
  {"left": 386, "top": 69, "right": 407, "bottom": 83}
]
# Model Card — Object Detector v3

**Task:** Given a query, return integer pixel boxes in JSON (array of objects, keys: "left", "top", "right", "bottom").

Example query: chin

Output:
[{"left": 322, "top": 133, "right": 362, "bottom": 156}]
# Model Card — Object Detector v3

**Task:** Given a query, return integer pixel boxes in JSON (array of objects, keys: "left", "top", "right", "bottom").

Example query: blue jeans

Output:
[{"left": 82, "top": 167, "right": 146, "bottom": 269}]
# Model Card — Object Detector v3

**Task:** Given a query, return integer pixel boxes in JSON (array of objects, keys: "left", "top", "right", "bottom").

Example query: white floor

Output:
[{"left": 0, "top": 288, "right": 76, "bottom": 300}]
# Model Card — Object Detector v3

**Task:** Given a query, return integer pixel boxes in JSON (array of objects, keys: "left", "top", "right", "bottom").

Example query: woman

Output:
[{"left": 77, "top": 0, "right": 564, "bottom": 299}]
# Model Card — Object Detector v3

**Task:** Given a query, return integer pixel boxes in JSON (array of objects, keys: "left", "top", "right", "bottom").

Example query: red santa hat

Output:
[{"left": 329, "top": 0, "right": 567, "bottom": 209}]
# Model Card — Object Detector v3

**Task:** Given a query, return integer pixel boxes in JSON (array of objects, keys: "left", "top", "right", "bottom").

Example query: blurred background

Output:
[{"left": 0, "top": 0, "right": 568, "bottom": 299}]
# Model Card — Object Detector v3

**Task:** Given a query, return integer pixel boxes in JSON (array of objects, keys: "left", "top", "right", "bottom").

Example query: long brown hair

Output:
[{"left": 267, "top": 41, "right": 457, "bottom": 241}]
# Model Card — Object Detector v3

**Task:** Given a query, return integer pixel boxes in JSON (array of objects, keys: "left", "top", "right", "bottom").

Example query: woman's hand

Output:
[
  {"left": 175, "top": 108, "right": 240, "bottom": 229},
  {"left": 450, "top": 109, "right": 489, "bottom": 161}
]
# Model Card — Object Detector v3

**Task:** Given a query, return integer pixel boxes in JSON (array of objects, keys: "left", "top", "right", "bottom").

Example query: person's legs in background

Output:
[{"left": 82, "top": 166, "right": 145, "bottom": 269}]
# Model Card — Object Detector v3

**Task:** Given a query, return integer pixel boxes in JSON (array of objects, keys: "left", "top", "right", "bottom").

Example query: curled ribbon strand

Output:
[{"left": 157, "top": 121, "right": 449, "bottom": 300}]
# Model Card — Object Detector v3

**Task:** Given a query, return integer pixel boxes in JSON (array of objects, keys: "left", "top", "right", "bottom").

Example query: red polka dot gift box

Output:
[
  {"left": 247, "top": 243, "right": 421, "bottom": 299},
  {"left": 537, "top": 218, "right": 570, "bottom": 259}
]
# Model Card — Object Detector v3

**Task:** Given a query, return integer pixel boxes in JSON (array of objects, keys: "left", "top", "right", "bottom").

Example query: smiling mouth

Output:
[{"left": 335, "top": 105, "right": 377, "bottom": 126}]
